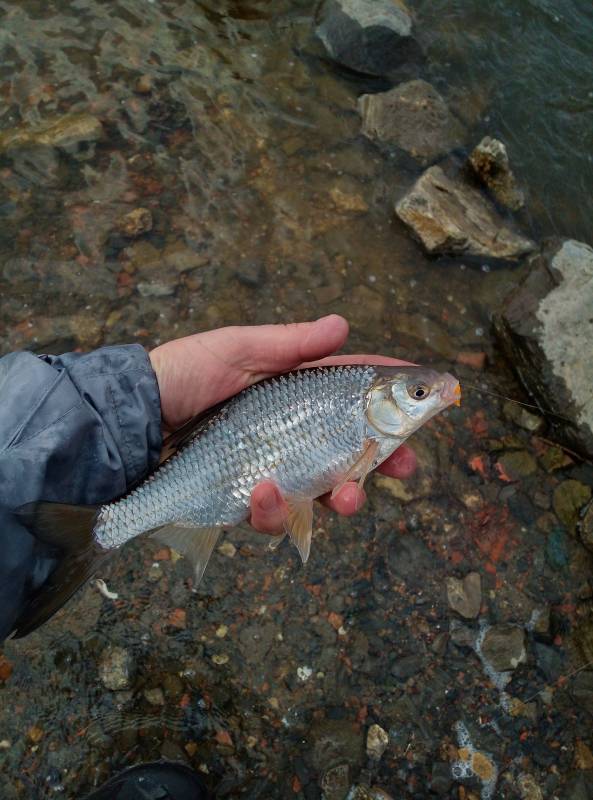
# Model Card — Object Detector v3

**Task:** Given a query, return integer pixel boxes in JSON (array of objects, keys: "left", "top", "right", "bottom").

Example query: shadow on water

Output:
[{"left": 0, "top": 0, "right": 593, "bottom": 798}]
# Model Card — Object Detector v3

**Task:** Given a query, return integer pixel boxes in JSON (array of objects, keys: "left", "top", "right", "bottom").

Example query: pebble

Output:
[
  {"left": 580, "top": 501, "right": 593, "bottom": 552},
  {"left": 497, "top": 450, "right": 537, "bottom": 480},
  {"left": 366, "top": 724, "right": 389, "bottom": 759},
  {"left": 118, "top": 207, "right": 153, "bottom": 237},
  {"left": 144, "top": 687, "right": 165, "bottom": 706},
  {"left": 98, "top": 646, "right": 135, "bottom": 691},
  {"left": 430, "top": 762, "right": 453, "bottom": 795},
  {"left": 503, "top": 401, "right": 543, "bottom": 433},
  {"left": 518, "top": 773, "right": 544, "bottom": 800},
  {"left": 574, "top": 740, "right": 593, "bottom": 770},
  {"left": 216, "top": 625, "right": 228, "bottom": 638},
  {"left": 218, "top": 541, "right": 237, "bottom": 558},
  {"left": 481, "top": 624, "right": 527, "bottom": 671},
  {"left": 553, "top": 480, "right": 592, "bottom": 532},
  {"left": 212, "top": 654, "right": 229, "bottom": 666},
  {"left": 321, "top": 763, "right": 350, "bottom": 800},
  {"left": 446, "top": 572, "right": 482, "bottom": 619}
]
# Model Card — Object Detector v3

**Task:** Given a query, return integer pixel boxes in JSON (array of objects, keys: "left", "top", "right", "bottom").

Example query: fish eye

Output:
[{"left": 407, "top": 383, "right": 430, "bottom": 401}]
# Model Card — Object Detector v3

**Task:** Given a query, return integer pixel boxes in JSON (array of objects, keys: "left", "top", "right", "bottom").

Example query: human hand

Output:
[{"left": 149, "top": 315, "right": 417, "bottom": 534}]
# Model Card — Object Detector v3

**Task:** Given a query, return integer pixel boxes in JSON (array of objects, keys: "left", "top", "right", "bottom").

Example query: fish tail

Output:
[{"left": 10, "top": 502, "right": 110, "bottom": 638}]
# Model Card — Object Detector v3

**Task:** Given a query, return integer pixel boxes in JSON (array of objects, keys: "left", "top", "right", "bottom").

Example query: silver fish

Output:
[{"left": 13, "top": 364, "right": 460, "bottom": 637}]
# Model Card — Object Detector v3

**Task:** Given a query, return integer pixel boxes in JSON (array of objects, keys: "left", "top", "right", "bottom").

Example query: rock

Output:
[
  {"left": 553, "top": 480, "right": 592, "bottom": 533},
  {"left": 481, "top": 624, "right": 527, "bottom": 672},
  {"left": 0, "top": 113, "right": 103, "bottom": 154},
  {"left": 468, "top": 137, "right": 525, "bottom": 211},
  {"left": 329, "top": 186, "right": 368, "bottom": 213},
  {"left": 430, "top": 762, "right": 453, "bottom": 795},
  {"left": 493, "top": 240, "right": 593, "bottom": 459},
  {"left": 446, "top": 572, "right": 482, "bottom": 619},
  {"left": 580, "top": 502, "right": 593, "bottom": 553},
  {"left": 574, "top": 615, "right": 593, "bottom": 663},
  {"left": 310, "top": 719, "right": 365, "bottom": 773},
  {"left": 118, "top": 208, "right": 153, "bottom": 238},
  {"left": 518, "top": 773, "right": 544, "bottom": 800},
  {"left": 503, "top": 401, "right": 544, "bottom": 433},
  {"left": 395, "top": 166, "right": 535, "bottom": 260},
  {"left": 545, "top": 528, "right": 569, "bottom": 570},
  {"left": 390, "top": 654, "right": 423, "bottom": 681},
  {"left": 315, "top": 0, "right": 419, "bottom": 78},
  {"left": 321, "top": 763, "right": 350, "bottom": 800},
  {"left": 144, "top": 687, "right": 165, "bottom": 705},
  {"left": 574, "top": 740, "right": 593, "bottom": 770},
  {"left": 137, "top": 281, "right": 176, "bottom": 297},
  {"left": 496, "top": 451, "right": 538, "bottom": 480},
  {"left": 366, "top": 724, "right": 389, "bottom": 759},
  {"left": 98, "top": 646, "right": 135, "bottom": 691},
  {"left": 571, "top": 671, "right": 593, "bottom": 714},
  {"left": 358, "top": 80, "right": 466, "bottom": 165}
]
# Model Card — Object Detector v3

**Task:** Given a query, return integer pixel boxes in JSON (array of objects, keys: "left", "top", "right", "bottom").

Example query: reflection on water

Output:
[{"left": 0, "top": 1, "right": 593, "bottom": 798}]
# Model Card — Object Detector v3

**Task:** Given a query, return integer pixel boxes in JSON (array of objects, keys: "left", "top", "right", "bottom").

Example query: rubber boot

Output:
[{"left": 82, "top": 761, "right": 211, "bottom": 800}]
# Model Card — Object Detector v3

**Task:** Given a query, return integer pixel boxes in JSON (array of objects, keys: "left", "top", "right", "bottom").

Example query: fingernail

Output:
[{"left": 259, "top": 488, "right": 280, "bottom": 513}]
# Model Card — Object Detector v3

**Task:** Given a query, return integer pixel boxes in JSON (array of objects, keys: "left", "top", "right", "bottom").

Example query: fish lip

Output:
[{"left": 440, "top": 374, "right": 462, "bottom": 407}]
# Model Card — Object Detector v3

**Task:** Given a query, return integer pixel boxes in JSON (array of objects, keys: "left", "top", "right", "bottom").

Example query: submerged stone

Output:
[
  {"left": 359, "top": 80, "right": 466, "bottom": 165},
  {"left": 98, "top": 646, "right": 135, "bottom": 691},
  {"left": 468, "top": 136, "right": 525, "bottom": 211},
  {"left": 446, "top": 573, "right": 481, "bottom": 619},
  {"left": 493, "top": 239, "right": 593, "bottom": 459},
  {"left": 0, "top": 113, "right": 103, "bottom": 154},
  {"left": 553, "top": 480, "right": 591, "bottom": 534},
  {"left": 481, "top": 624, "right": 527, "bottom": 672},
  {"left": 395, "top": 166, "right": 535, "bottom": 260},
  {"left": 315, "top": 0, "right": 420, "bottom": 78},
  {"left": 366, "top": 724, "right": 389, "bottom": 759}
]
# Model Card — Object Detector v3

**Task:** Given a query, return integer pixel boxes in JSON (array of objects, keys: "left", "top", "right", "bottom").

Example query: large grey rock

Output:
[
  {"left": 315, "top": 0, "right": 420, "bottom": 77},
  {"left": 468, "top": 136, "right": 525, "bottom": 211},
  {"left": 493, "top": 239, "right": 593, "bottom": 459},
  {"left": 359, "top": 80, "right": 466, "bottom": 165},
  {"left": 395, "top": 166, "right": 535, "bottom": 260}
]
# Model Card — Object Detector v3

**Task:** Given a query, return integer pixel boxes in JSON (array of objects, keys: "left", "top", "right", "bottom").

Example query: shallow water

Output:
[{"left": 0, "top": 1, "right": 593, "bottom": 798}]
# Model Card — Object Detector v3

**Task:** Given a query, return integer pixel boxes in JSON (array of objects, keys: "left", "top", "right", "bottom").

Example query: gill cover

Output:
[{"left": 365, "top": 366, "right": 455, "bottom": 438}]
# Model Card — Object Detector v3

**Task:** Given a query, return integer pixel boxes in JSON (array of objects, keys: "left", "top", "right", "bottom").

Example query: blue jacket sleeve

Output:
[
  {"left": 0, "top": 344, "right": 163, "bottom": 640},
  {"left": 0, "top": 344, "right": 162, "bottom": 509}
]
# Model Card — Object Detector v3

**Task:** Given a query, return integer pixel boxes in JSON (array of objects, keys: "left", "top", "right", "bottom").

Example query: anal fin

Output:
[
  {"left": 331, "top": 439, "right": 380, "bottom": 500},
  {"left": 284, "top": 497, "right": 314, "bottom": 564},
  {"left": 151, "top": 524, "right": 221, "bottom": 588}
]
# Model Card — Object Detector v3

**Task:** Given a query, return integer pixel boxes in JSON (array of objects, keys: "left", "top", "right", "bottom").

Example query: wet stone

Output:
[
  {"left": 310, "top": 719, "right": 365, "bottom": 773},
  {"left": 118, "top": 208, "right": 153, "bottom": 238},
  {"left": 359, "top": 80, "right": 466, "bottom": 165},
  {"left": 481, "top": 624, "right": 527, "bottom": 672},
  {"left": 98, "top": 646, "right": 135, "bottom": 691},
  {"left": 0, "top": 113, "right": 103, "bottom": 154},
  {"left": 430, "top": 762, "right": 453, "bottom": 795},
  {"left": 580, "top": 502, "right": 593, "bottom": 553},
  {"left": 320, "top": 763, "right": 350, "bottom": 800},
  {"left": 390, "top": 654, "right": 423, "bottom": 681},
  {"left": 545, "top": 528, "right": 570, "bottom": 570},
  {"left": 446, "top": 572, "right": 482, "bottom": 619},
  {"left": 534, "top": 642, "right": 564, "bottom": 682},
  {"left": 144, "top": 687, "right": 165, "bottom": 706},
  {"left": 468, "top": 136, "right": 525, "bottom": 211},
  {"left": 574, "top": 615, "right": 593, "bottom": 663},
  {"left": 494, "top": 239, "right": 593, "bottom": 459},
  {"left": 366, "top": 724, "right": 388, "bottom": 759},
  {"left": 503, "top": 400, "right": 544, "bottom": 433},
  {"left": 553, "top": 480, "right": 592, "bottom": 533},
  {"left": 315, "top": 0, "right": 419, "bottom": 78},
  {"left": 497, "top": 450, "right": 538, "bottom": 479},
  {"left": 395, "top": 165, "right": 535, "bottom": 260}
]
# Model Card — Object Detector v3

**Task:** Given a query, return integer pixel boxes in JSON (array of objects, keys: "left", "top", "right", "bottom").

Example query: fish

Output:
[{"left": 11, "top": 363, "right": 460, "bottom": 637}]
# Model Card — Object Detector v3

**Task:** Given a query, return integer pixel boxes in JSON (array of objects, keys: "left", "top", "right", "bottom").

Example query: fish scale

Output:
[{"left": 95, "top": 366, "right": 378, "bottom": 549}]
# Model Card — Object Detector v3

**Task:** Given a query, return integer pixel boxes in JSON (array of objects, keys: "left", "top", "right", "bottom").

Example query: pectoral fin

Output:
[
  {"left": 284, "top": 497, "right": 314, "bottom": 564},
  {"left": 151, "top": 524, "right": 221, "bottom": 587},
  {"left": 330, "top": 439, "right": 380, "bottom": 500}
]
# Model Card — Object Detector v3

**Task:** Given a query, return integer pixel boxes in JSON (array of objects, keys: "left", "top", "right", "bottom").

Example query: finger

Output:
[
  {"left": 249, "top": 481, "right": 288, "bottom": 535},
  {"left": 240, "top": 314, "right": 350, "bottom": 374},
  {"left": 319, "top": 482, "right": 367, "bottom": 516},
  {"left": 376, "top": 445, "right": 417, "bottom": 479}
]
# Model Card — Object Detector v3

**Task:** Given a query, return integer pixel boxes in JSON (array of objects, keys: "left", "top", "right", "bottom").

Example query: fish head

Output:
[{"left": 365, "top": 366, "right": 461, "bottom": 438}]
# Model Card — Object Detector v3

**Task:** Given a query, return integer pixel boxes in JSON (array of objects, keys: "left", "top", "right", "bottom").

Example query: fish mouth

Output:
[{"left": 440, "top": 374, "right": 462, "bottom": 407}]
